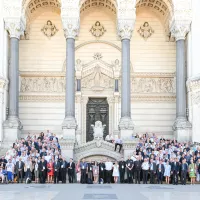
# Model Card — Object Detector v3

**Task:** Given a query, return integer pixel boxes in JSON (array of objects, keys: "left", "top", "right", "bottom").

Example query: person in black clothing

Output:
[
  {"left": 126, "top": 156, "right": 134, "bottom": 183},
  {"left": 67, "top": 158, "right": 75, "bottom": 183},
  {"left": 87, "top": 161, "right": 93, "bottom": 183},
  {"left": 98, "top": 160, "right": 105, "bottom": 183},
  {"left": 60, "top": 157, "right": 68, "bottom": 183},
  {"left": 0, "top": 156, "right": 7, "bottom": 170},
  {"left": 171, "top": 158, "right": 180, "bottom": 185},
  {"left": 39, "top": 157, "right": 47, "bottom": 183},
  {"left": 149, "top": 158, "right": 157, "bottom": 184},
  {"left": 119, "top": 157, "right": 126, "bottom": 183},
  {"left": 156, "top": 160, "right": 165, "bottom": 184},
  {"left": 53, "top": 158, "right": 60, "bottom": 184},
  {"left": 181, "top": 159, "right": 188, "bottom": 185},
  {"left": 134, "top": 156, "right": 142, "bottom": 184}
]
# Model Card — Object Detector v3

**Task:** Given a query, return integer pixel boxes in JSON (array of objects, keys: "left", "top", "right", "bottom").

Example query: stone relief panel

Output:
[
  {"left": 90, "top": 21, "right": 106, "bottom": 39},
  {"left": 41, "top": 20, "right": 58, "bottom": 39},
  {"left": 131, "top": 77, "right": 175, "bottom": 94},
  {"left": 20, "top": 77, "right": 65, "bottom": 93},
  {"left": 138, "top": 22, "right": 154, "bottom": 40}
]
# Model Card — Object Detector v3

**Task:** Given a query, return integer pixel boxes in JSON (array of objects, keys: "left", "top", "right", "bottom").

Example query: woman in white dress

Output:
[
  {"left": 164, "top": 160, "right": 171, "bottom": 184},
  {"left": 112, "top": 161, "right": 119, "bottom": 183}
]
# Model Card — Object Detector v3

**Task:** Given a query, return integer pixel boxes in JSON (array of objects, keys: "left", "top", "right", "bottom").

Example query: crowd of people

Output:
[{"left": 0, "top": 131, "right": 200, "bottom": 185}]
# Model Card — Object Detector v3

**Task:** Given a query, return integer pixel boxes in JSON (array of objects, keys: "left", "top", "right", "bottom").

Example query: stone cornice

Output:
[
  {"left": 19, "top": 95, "right": 176, "bottom": 103},
  {"left": 19, "top": 71, "right": 175, "bottom": 78}
]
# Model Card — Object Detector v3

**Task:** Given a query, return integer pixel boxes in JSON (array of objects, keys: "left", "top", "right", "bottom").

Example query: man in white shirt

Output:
[
  {"left": 114, "top": 136, "right": 123, "bottom": 153},
  {"left": 6, "top": 159, "right": 14, "bottom": 182},
  {"left": 105, "top": 158, "right": 113, "bottom": 183}
]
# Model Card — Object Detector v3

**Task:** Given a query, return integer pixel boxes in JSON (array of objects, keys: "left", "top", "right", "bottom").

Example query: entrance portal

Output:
[{"left": 86, "top": 98, "right": 109, "bottom": 142}]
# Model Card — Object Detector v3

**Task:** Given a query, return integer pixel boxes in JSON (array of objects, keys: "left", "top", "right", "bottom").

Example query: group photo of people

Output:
[{"left": 0, "top": 130, "right": 200, "bottom": 185}]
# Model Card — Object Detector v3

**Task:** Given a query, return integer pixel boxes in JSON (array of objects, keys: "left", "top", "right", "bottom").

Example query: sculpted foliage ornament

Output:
[
  {"left": 170, "top": 0, "right": 192, "bottom": 40},
  {"left": 117, "top": 0, "right": 136, "bottom": 40}
]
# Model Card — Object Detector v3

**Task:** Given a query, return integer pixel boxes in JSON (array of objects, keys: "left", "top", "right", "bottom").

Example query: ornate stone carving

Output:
[
  {"left": 20, "top": 77, "right": 66, "bottom": 93},
  {"left": 74, "top": 140, "right": 122, "bottom": 161},
  {"left": 61, "top": 0, "right": 80, "bottom": 39},
  {"left": 170, "top": 0, "right": 192, "bottom": 41},
  {"left": 93, "top": 53, "right": 102, "bottom": 60},
  {"left": 119, "top": 117, "right": 134, "bottom": 130},
  {"left": 91, "top": 121, "right": 106, "bottom": 140},
  {"left": 187, "top": 76, "right": 200, "bottom": 106},
  {"left": 117, "top": 0, "right": 136, "bottom": 40},
  {"left": 172, "top": 117, "right": 192, "bottom": 131},
  {"left": 41, "top": 20, "right": 58, "bottom": 39},
  {"left": 138, "top": 22, "right": 154, "bottom": 40},
  {"left": 4, "top": 16, "right": 26, "bottom": 39},
  {"left": 90, "top": 21, "right": 106, "bottom": 39},
  {"left": 62, "top": 116, "right": 77, "bottom": 130},
  {"left": 131, "top": 77, "right": 175, "bottom": 94}
]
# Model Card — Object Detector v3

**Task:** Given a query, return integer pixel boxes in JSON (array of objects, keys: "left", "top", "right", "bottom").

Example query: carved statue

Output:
[
  {"left": 41, "top": 20, "right": 58, "bottom": 39},
  {"left": 138, "top": 22, "right": 154, "bottom": 40},
  {"left": 91, "top": 121, "right": 106, "bottom": 140},
  {"left": 90, "top": 21, "right": 106, "bottom": 39}
]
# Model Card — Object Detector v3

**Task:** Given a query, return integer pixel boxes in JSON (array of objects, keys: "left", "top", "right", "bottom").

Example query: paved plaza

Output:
[{"left": 0, "top": 184, "right": 199, "bottom": 200}]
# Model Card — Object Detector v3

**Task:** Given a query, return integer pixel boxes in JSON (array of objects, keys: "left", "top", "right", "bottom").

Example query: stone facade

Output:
[{"left": 0, "top": 0, "right": 199, "bottom": 159}]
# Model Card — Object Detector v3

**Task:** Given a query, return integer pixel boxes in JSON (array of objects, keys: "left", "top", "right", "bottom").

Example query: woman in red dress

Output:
[{"left": 47, "top": 159, "right": 54, "bottom": 183}]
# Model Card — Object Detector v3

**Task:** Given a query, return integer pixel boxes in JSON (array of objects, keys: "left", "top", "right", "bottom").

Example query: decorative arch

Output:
[
  {"left": 80, "top": 0, "right": 117, "bottom": 15},
  {"left": 75, "top": 150, "right": 122, "bottom": 161}
]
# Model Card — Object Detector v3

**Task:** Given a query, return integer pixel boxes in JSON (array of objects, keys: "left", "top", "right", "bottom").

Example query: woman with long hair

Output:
[{"left": 164, "top": 160, "right": 171, "bottom": 184}]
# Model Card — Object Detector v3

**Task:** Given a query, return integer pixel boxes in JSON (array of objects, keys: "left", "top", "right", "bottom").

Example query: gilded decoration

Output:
[
  {"left": 138, "top": 22, "right": 154, "bottom": 40},
  {"left": 90, "top": 21, "right": 106, "bottom": 39},
  {"left": 41, "top": 20, "right": 58, "bottom": 39}
]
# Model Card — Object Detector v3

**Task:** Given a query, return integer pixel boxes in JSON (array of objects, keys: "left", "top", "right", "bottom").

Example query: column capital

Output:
[
  {"left": 61, "top": 0, "right": 80, "bottom": 39},
  {"left": 117, "top": 0, "right": 136, "bottom": 40},
  {"left": 170, "top": 0, "right": 192, "bottom": 41},
  {"left": 4, "top": 17, "right": 26, "bottom": 39}
]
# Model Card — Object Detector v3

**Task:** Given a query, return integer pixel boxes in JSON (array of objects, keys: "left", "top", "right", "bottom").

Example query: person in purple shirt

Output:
[{"left": 80, "top": 159, "right": 88, "bottom": 184}]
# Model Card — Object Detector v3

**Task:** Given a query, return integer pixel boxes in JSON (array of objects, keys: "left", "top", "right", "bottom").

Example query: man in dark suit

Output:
[
  {"left": 181, "top": 158, "right": 188, "bottom": 185},
  {"left": 16, "top": 157, "right": 24, "bottom": 183},
  {"left": 39, "top": 157, "right": 47, "bottom": 183},
  {"left": 156, "top": 160, "right": 164, "bottom": 184},
  {"left": 149, "top": 158, "right": 157, "bottom": 184},
  {"left": 67, "top": 158, "right": 75, "bottom": 183},
  {"left": 119, "top": 157, "right": 126, "bottom": 183},
  {"left": 134, "top": 156, "right": 142, "bottom": 184},
  {"left": 53, "top": 158, "right": 60, "bottom": 184},
  {"left": 98, "top": 160, "right": 105, "bottom": 183},
  {"left": 60, "top": 157, "right": 68, "bottom": 183},
  {"left": 126, "top": 156, "right": 134, "bottom": 183},
  {"left": 171, "top": 158, "right": 180, "bottom": 185}
]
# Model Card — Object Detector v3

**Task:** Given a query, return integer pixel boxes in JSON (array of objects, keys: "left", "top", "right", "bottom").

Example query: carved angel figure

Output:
[
  {"left": 41, "top": 20, "right": 58, "bottom": 39},
  {"left": 91, "top": 121, "right": 106, "bottom": 140},
  {"left": 90, "top": 21, "right": 106, "bottom": 38},
  {"left": 138, "top": 22, "right": 154, "bottom": 40}
]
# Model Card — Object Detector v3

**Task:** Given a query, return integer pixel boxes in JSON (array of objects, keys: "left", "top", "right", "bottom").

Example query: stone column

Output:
[
  {"left": 117, "top": 1, "right": 136, "bottom": 140},
  {"left": 61, "top": 1, "right": 80, "bottom": 142},
  {"left": 170, "top": 19, "right": 192, "bottom": 142},
  {"left": 3, "top": 18, "right": 25, "bottom": 142}
]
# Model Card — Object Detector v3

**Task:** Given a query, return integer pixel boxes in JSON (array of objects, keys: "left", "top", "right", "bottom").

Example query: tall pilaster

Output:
[
  {"left": 170, "top": 1, "right": 192, "bottom": 142},
  {"left": 61, "top": 0, "right": 80, "bottom": 142},
  {"left": 117, "top": 0, "right": 136, "bottom": 140},
  {"left": 3, "top": 17, "right": 26, "bottom": 142}
]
